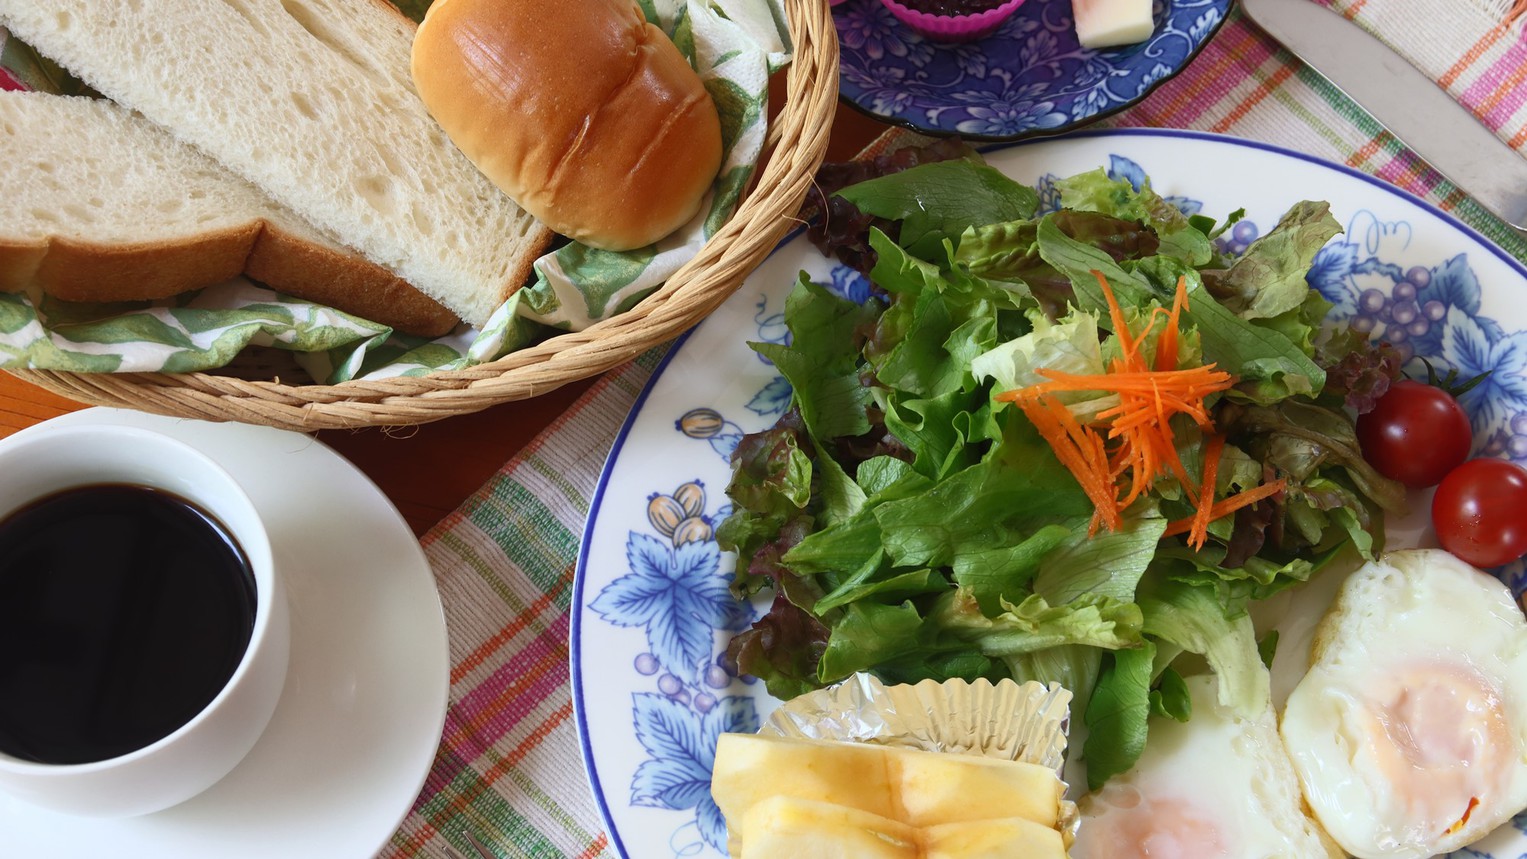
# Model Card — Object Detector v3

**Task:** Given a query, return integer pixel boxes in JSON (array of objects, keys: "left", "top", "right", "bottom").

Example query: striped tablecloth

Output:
[{"left": 383, "top": 2, "right": 1527, "bottom": 856}]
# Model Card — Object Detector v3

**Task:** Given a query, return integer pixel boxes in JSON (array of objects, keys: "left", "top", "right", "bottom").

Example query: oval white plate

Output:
[
  {"left": 572, "top": 129, "right": 1527, "bottom": 859},
  {"left": 0, "top": 408, "right": 449, "bottom": 859}
]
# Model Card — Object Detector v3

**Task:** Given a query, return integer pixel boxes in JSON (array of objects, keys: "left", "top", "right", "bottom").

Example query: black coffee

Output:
[{"left": 0, "top": 484, "right": 256, "bottom": 764}]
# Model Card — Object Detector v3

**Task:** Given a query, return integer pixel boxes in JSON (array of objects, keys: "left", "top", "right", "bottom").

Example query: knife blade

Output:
[{"left": 1241, "top": 0, "right": 1527, "bottom": 232}]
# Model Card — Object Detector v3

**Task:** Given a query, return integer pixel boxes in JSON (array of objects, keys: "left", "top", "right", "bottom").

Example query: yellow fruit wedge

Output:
[
  {"left": 712, "top": 734, "right": 896, "bottom": 844},
  {"left": 883, "top": 745, "right": 1063, "bottom": 829},
  {"left": 923, "top": 815, "right": 1069, "bottom": 859},
  {"left": 737, "top": 796, "right": 921, "bottom": 859},
  {"left": 712, "top": 733, "right": 1072, "bottom": 859}
]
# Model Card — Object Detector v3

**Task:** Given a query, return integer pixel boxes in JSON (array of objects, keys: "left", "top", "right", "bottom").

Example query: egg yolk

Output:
[
  {"left": 1357, "top": 661, "right": 1513, "bottom": 838},
  {"left": 1074, "top": 788, "right": 1230, "bottom": 858}
]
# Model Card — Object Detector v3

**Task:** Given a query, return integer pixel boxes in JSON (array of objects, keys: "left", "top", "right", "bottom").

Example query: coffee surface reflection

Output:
[{"left": 0, "top": 484, "right": 256, "bottom": 765}]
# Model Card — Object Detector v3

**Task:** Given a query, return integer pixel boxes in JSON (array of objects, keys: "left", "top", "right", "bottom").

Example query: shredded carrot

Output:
[
  {"left": 1189, "top": 434, "right": 1226, "bottom": 548},
  {"left": 1155, "top": 275, "right": 1189, "bottom": 373},
  {"left": 1017, "top": 397, "right": 1121, "bottom": 535},
  {"left": 997, "top": 366, "right": 1234, "bottom": 398},
  {"left": 1161, "top": 479, "right": 1287, "bottom": 538},
  {"left": 997, "top": 269, "right": 1262, "bottom": 549}
]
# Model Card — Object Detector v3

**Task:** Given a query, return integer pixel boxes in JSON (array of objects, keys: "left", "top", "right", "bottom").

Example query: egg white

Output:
[
  {"left": 1279, "top": 549, "right": 1527, "bottom": 859},
  {"left": 1071, "top": 672, "right": 1342, "bottom": 859}
]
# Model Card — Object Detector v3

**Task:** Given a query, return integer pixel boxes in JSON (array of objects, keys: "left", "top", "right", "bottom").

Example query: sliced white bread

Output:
[
  {"left": 0, "top": 90, "right": 458, "bottom": 336},
  {"left": 0, "top": 0, "right": 554, "bottom": 327}
]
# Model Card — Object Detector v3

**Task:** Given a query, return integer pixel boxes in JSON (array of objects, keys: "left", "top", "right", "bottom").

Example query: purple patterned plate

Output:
[{"left": 834, "top": 0, "right": 1233, "bottom": 140}]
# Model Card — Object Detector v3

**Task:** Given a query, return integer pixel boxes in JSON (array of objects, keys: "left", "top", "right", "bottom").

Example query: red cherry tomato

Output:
[
  {"left": 1356, "top": 380, "right": 1473, "bottom": 488},
  {"left": 1431, "top": 458, "right": 1527, "bottom": 568}
]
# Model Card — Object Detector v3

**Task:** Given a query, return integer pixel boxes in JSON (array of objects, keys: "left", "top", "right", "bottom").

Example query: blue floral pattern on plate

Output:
[
  {"left": 574, "top": 131, "right": 1527, "bottom": 859},
  {"left": 835, "top": 0, "right": 1232, "bottom": 141},
  {"left": 587, "top": 479, "right": 757, "bottom": 855}
]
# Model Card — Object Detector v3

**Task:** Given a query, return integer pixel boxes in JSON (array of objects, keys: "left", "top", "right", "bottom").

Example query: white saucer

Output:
[{"left": 0, "top": 408, "right": 449, "bottom": 859}]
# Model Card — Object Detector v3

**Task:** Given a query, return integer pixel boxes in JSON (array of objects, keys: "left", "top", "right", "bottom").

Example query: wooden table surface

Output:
[{"left": 0, "top": 89, "right": 892, "bottom": 538}]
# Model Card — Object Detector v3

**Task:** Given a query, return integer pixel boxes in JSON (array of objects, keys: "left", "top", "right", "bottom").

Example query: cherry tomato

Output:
[
  {"left": 1432, "top": 458, "right": 1527, "bottom": 568},
  {"left": 1356, "top": 380, "right": 1473, "bottom": 488}
]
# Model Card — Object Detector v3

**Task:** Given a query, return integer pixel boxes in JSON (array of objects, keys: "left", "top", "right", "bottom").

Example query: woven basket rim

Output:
[{"left": 12, "top": 0, "right": 839, "bottom": 432}]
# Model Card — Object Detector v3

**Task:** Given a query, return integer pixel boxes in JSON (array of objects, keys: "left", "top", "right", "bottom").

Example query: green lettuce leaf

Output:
[
  {"left": 1083, "top": 640, "right": 1156, "bottom": 790},
  {"left": 1036, "top": 217, "right": 1156, "bottom": 317},
  {"left": 1149, "top": 666, "right": 1192, "bottom": 722},
  {"left": 931, "top": 590, "right": 1145, "bottom": 660},
  {"left": 872, "top": 413, "right": 1092, "bottom": 569},
  {"left": 813, "top": 566, "right": 949, "bottom": 615},
  {"left": 949, "top": 523, "right": 1075, "bottom": 612},
  {"left": 1138, "top": 577, "right": 1268, "bottom": 718},
  {"left": 881, "top": 386, "right": 993, "bottom": 480},
  {"left": 1056, "top": 168, "right": 1213, "bottom": 266},
  {"left": 1211, "top": 201, "right": 1342, "bottom": 320},
  {"left": 970, "top": 308, "right": 1107, "bottom": 403},
  {"left": 1183, "top": 280, "right": 1327, "bottom": 401},
  {"left": 1032, "top": 514, "right": 1170, "bottom": 604},
  {"left": 839, "top": 160, "right": 1040, "bottom": 259},
  {"left": 750, "top": 275, "right": 879, "bottom": 440}
]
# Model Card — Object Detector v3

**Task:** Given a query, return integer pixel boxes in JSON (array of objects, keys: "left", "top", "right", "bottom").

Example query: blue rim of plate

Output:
[
  {"left": 834, "top": 0, "right": 1237, "bottom": 142},
  {"left": 569, "top": 127, "right": 1527, "bottom": 859}
]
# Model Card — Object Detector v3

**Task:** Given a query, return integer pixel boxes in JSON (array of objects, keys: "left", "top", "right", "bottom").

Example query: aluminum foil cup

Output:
[{"left": 759, "top": 673, "right": 1079, "bottom": 842}]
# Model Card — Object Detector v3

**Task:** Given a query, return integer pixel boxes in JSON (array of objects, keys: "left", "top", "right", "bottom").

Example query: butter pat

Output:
[{"left": 1072, "top": 0, "right": 1155, "bottom": 49}]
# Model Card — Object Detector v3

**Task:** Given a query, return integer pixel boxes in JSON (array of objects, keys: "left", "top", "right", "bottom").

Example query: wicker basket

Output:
[{"left": 9, "top": 0, "right": 839, "bottom": 432}]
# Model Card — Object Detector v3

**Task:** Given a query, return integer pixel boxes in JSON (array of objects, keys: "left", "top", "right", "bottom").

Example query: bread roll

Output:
[{"left": 412, "top": 0, "right": 724, "bottom": 252}]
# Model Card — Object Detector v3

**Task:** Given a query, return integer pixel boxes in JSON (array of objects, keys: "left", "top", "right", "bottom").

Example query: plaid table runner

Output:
[{"left": 383, "top": 3, "right": 1527, "bottom": 856}]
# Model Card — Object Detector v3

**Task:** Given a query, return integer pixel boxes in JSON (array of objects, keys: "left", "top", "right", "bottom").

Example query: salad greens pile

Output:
[{"left": 715, "top": 148, "right": 1406, "bottom": 789}]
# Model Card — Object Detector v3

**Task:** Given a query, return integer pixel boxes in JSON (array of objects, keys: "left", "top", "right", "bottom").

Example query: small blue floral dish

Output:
[{"left": 834, "top": 0, "right": 1233, "bottom": 141}]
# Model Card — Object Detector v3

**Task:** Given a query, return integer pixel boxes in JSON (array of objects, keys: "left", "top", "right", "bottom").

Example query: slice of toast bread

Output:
[
  {"left": 0, "top": 90, "right": 458, "bottom": 336},
  {"left": 0, "top": 0, "right": 555, "bottom": 326}
]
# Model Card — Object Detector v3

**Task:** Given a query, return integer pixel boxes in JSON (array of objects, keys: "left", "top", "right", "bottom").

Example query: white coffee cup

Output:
[{"left": 0, "top": 424, "right": 289, "bottom": 817}]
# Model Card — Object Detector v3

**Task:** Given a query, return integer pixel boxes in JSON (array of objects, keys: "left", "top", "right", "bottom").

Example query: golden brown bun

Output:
[{"left": 412, "top": 0, "right": 724, "bottom": 252}]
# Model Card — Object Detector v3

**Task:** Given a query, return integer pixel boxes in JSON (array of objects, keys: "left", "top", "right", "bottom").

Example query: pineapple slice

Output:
[
  {"left": 712, "top": 734, "right": 896, "bottom": 845},
  {"left": 738, "top": 796, "right": 920, "bottom": 859},
  {"left": 923, "top": 815, "right": 1069, "bottom": 858},
  {"left": 884, "top": 745, "right": 1063, "bottom": 830}
]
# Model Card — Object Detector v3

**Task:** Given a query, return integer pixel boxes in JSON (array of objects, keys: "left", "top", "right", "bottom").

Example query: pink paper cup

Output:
[{"left": 879, "top": 0, "right": 1028, "bottom": 42}]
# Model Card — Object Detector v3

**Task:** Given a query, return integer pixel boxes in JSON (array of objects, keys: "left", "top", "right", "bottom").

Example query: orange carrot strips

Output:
[
  {"left": 1188, "top": 433, "right": 1227, "bottom": 549},
  {"left": 1007, "top": 369, "right": 1233, "bottom": 396},
  {"left": 1155, "top": 275, "right": 1190, "bottom": 373},
  {"left": 1161, "top": 478, "right": 1287, "bottom": 539},
  {"left": 1017, "top": 398, "right": 1120, "bottom": 535},
  {"left": 1000, "top": 269, "right": 1249, "bottom": 545}
]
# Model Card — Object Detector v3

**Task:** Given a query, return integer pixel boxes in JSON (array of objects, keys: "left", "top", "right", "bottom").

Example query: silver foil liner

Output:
[{"left": 758, "top": 673, "right": 1080, "bottom": 843}]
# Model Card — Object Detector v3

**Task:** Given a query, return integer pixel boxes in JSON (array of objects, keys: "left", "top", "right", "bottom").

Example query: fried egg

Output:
[
  {"left": 1070, "top": 672, "right": 1343, "bottom": 859},
  {"left": 1279, "top": 549, "right": 1527, "bottom": 859}
]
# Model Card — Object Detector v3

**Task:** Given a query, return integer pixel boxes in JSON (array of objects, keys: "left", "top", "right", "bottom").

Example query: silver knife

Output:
[{"left": 1241, "top": 0, "right": 1527, "bottom": 233}]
